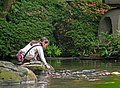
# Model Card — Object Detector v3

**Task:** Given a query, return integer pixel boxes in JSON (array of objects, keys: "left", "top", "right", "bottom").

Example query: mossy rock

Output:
[
  {"left": 22, "top": 63, "right": 45, "bottom": 75},
  {"left": 0, "top": 61, "right": 37, "bottom": 85},
  {"left": 0, "top": 70, "right": 22, "bottom": 82},
  {"left": 21, "top": 62, "right": 54, "bottom": 75},
  {"left": 28, "top": 65, "right": 44, "bottom": 73}
]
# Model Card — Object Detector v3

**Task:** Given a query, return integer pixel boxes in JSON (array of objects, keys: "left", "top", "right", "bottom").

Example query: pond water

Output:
[
  {"left": 1, "top": 59, "right": 120, "bottom": 88},
  {"left": 49, "top": 59, "right": 120, "bottom": 88}
]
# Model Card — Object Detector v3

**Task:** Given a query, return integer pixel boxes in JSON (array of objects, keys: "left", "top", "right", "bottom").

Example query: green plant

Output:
[
  {"left": 0, "top": 0, "right": 115, "bottom": 59},
  {"left": 45, "top": 44, "right": 62, "bottom": 57},
  {"left": 97, "top": 33, "right": 120, "bottom": 57}
]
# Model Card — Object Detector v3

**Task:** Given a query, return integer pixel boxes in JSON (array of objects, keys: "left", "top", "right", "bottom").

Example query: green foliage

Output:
[
  {"left": 0, "top": 0, "right": 3, "bottom": 11},
  {"left": 97, "top": 33, "right": 120, "bottom": 57},
  {"left": 45, "top": 44, "right": 62, "bottom": 57},
  {"left": 0, "top": 0, "right": 63, "bottom": 58},
  {"left": 65, "top": 21, "right": 97, "bottom": 56},
  {"left": 0, "top": 0, "right": 118, "bottom": 59}
]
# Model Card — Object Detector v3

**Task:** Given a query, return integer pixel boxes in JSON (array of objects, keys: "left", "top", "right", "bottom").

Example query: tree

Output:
[
  {"left": 1, "top": 0, "right": 15, "bottom": 18},
  {"left": 3, "top": 0, "right": 15, "bottom": 12}
]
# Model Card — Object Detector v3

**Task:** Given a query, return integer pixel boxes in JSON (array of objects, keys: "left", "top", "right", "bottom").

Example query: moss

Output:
[
  {"left": 27, "top": 65, "right": 45, "bottom": 75},
  {"left": 0, "top": 71, "right": 22, "bottom": 82}
]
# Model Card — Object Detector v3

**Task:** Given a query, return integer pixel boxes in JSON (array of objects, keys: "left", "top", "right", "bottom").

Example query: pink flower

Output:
[
  {"left": 38, "top": 10, "right": 41, "bottom": 13},
  {"left": 81, "top": 0, "right": 84, "bottom": 3},
  {"left": 27, "top": 12, "right": 32, "bottom": 16}
]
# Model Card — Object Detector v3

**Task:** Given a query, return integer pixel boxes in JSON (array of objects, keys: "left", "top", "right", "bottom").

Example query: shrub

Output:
[{"left": 1, "top": 0, "right": 116, "bottom": 59}]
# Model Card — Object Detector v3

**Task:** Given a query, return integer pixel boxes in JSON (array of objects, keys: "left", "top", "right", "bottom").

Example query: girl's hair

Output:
[
  {"left": 30, "top": 37, "right": 49, "bottom": 45},
  {"left": 39, "top": 37, "right": 49, "bottom": 44}
]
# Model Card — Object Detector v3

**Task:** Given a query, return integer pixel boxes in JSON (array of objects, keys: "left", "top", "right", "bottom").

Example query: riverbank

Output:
[{"left": 46, "top": 56, "right": 120, "bottom": 60}]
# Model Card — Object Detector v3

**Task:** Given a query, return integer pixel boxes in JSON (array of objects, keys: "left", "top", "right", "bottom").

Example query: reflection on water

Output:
[
  {"left": 0, "top": 82, "right": 49, "bottom": 88},
  {"left": 1, "top": 59, "right": 120, "bottom": 88},
  {"left": 49, "top": 59, "right": 120, "bottom": 88}
]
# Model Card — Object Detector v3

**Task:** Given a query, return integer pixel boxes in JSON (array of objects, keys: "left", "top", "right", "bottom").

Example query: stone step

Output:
[{"left": 103, "top": 0, "right": 120, "bottom": 7}]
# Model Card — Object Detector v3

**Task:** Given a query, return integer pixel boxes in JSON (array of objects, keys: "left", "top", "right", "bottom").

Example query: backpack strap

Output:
[{"left": 23, "top": 45, "right": 40, "bottom": 58}]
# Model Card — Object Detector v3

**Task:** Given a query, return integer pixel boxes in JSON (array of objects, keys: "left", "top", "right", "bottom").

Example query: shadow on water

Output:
[{"left": 1, "top": 59, "right": 120, "bottom": 88}]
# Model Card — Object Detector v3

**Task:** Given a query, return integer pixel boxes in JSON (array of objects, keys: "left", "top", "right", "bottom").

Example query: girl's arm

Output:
[{"left": 37, "top": 46, "right": 50, "bottom": 69}]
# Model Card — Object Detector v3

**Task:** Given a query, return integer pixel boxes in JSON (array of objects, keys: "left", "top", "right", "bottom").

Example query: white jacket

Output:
[{"left": 20, "top": 42, "right": 48, "bottom": 65}]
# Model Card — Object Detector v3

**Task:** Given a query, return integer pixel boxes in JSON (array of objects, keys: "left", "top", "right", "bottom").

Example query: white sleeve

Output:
[{"left": 37, "top": 46, "right": 48, "bottom": 65}]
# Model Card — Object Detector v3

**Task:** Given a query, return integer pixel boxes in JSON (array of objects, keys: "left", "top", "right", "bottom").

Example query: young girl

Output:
[{"left": 17, "top": 37, "right": 51, "bottom": 69}]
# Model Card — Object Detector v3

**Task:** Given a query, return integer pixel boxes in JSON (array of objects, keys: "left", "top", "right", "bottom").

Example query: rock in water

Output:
[
  {"left": 21, "top": 61, "right": 46, "bottom": 75},
  {"left": 0, "top": 61, "right": 37, "bottom": 85}
]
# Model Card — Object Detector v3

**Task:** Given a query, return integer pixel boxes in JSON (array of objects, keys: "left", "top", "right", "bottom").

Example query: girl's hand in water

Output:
[{"left": 45, "top": 64, "right": 51, "bottom": 69}]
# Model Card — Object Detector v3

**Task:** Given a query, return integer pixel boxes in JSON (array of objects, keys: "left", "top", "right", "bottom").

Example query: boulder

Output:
[
  {"left": 21, "top": 61, "right": 54, "bottom": 75},
  {"left": 0, "top": 61, "right": 37, "bottom": 85},
  {"left": 21, "top": 61, "right": 46, "bottom": 75}
]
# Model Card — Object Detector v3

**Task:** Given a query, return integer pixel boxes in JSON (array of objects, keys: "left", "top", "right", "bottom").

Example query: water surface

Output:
[{"left": 1, "top": 59, "right": 120, "bottom": 88}]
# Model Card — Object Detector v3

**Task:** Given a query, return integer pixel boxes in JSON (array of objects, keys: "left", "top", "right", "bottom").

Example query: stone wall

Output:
[
  {"left": 99, "top": 0, "right": 120, "bottom": 35},
  {"left": 103, "top": 0, "right": 120, "bottom": 7}
]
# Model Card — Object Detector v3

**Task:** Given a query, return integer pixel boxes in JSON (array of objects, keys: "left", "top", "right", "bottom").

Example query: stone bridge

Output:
[{"left": 99, "top": 0, "right": 120, "bottom": 35}]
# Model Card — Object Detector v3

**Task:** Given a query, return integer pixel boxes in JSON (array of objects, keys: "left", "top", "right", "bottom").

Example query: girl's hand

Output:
[{"left": 45, "top": 64, "right": 51, "bottom": 69}]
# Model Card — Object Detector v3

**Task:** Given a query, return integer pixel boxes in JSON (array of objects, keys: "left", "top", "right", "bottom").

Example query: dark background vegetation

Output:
[{"left": 0, "top": 0, "right": 120, "bottom": 61}]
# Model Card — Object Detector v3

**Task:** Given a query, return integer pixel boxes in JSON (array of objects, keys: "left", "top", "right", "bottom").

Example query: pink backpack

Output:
[
  {"left": 17, "top": 45, "right": 40, "bottom": 62},
  {"left": 17, "top": 51, "right": 24, "bottom": 62}
]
